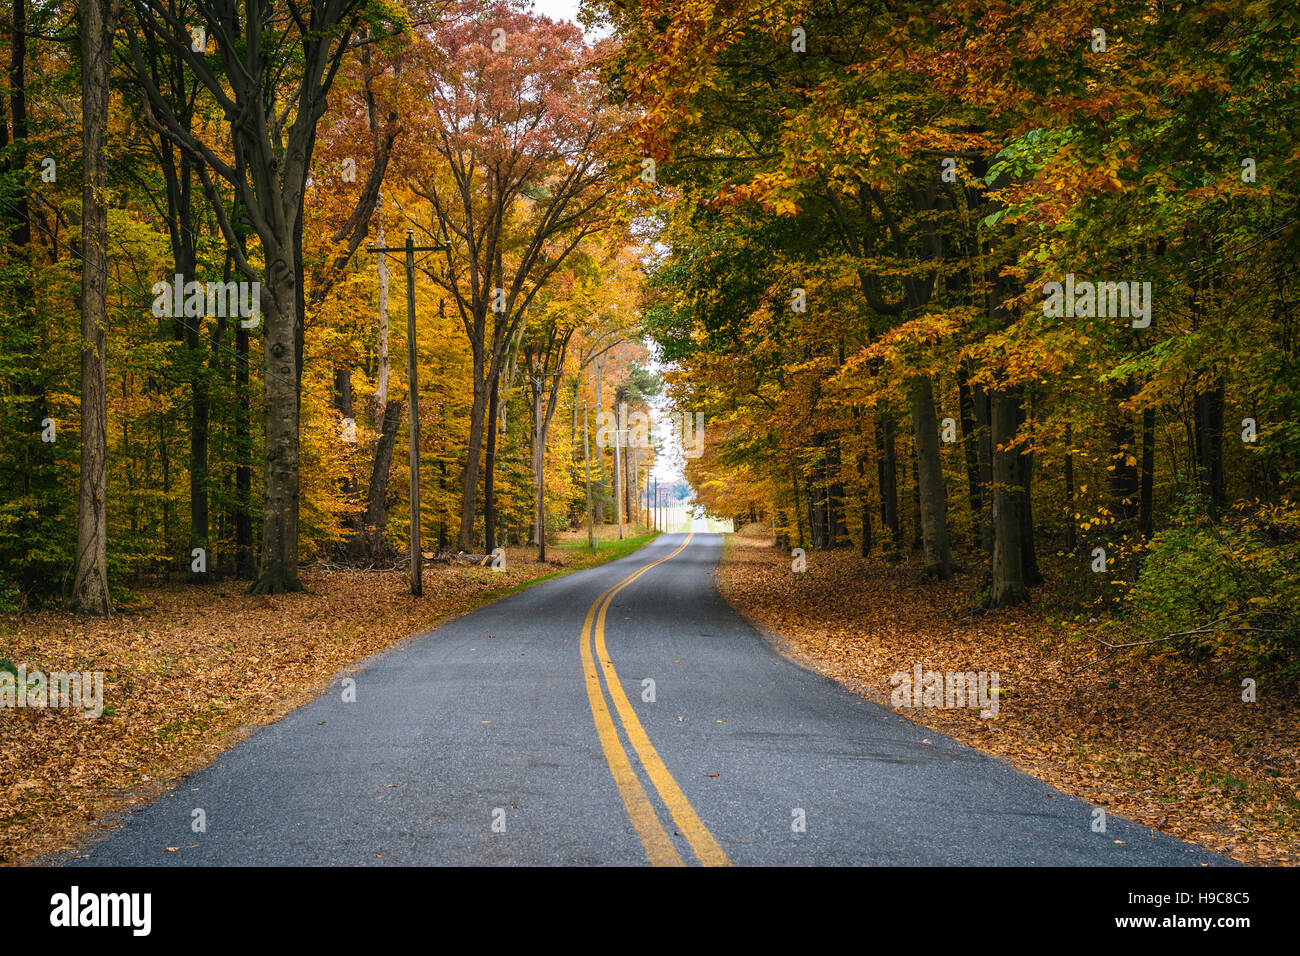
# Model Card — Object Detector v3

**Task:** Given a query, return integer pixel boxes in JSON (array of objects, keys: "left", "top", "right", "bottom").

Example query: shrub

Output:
[{"left": 1127, "top": 503, "right": 1300, "bottom": 675}]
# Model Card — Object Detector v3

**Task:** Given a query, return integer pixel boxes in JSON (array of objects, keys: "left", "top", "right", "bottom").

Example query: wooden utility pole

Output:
[
  {"left": 583, "top": 403, "right": 594, "bottom": 550},
  {"left": 613, "top": 409, "right": 624, "bottom": 540},
  {"left": 367, "top": 229, "right": 446, "bottom": 596},
  {"left": 533, "top": 370, "right": 546, "bottom": 562}
]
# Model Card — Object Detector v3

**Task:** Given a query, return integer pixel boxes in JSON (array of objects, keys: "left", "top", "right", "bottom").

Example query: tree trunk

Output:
[
  {"left": 363, "top": 399, "right": 403, "bottom": 554},
  {"left": 373, "top": 199, "right": 390, "bottom": 411},
  {"left": 189, "top": 376, "right": 209, "bottom": 581},
  {"left": 827, "top": 436, "right": 847, "bottom": 546},
  {"left": 857, "top": 443, "right": 872, "bottom": 557},
  {"left": 333, "top": 368, "right": 357, "bottom": 500},
  {"left": 972, "top": 382, "right": 995, "bottom": 553},
  {"left": 910, "top": 448, "right": 922, "bottom": 551},
  {"left": 810, "top": 442, "right": 829, "bottom": 549},
  {"left": 957, "top": 370, "right": 986, "bottom": 552},
  {"left": 72, "top": 0, "right": 117, "bottom": 614},
  {"left": 1108, "top": 379, "right": 1140, "bottom": 528},
  {"left": 1139, "top": 405, "right": 1155, "bottom": 538},
  {"left": 1015, "top": 434, "right": 1041, "bottom": 586},
  {"left": 1014, "top": 394, "right": 1041, "bottom": 586},
  {"left": 876, "top": 411, "right": 901, "bottom": 553},
  {"left": 485, "top": 375, "right": 499, "bottom": 553},
  {"left": 533, "top": 380, "right": 546, "bottom": 560},
  {"left": 250, "top": 258, "right": 303, "bottom": 594},
  {"left": 988, "top": 389, "right": 1027, "bottom": 607},
  {"left": 790, "top": 463, "right": 806, "bottom": 549},
  {"left": 1194, "top": 381, "right": 1225, "bottom": 520},
  {"left": 1064, "top": 420, "right": 1077, "bottom": 553},
  {"left": 910, "top": 376, "right": 952, "bottom": 578},
  {"left": 456, "top": 370, "right": 489, "bottom": 552}
]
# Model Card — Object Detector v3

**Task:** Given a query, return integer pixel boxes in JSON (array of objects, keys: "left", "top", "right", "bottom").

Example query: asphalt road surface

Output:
[{"left": 63, "top": 526, "right": 1228, "bottom": 866}]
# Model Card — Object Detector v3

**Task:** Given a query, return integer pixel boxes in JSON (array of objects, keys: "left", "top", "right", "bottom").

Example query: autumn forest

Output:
[
  {"left": 0, "top": 0, "right": 1293, "bottom": 660},
  {"left": 0, "top": 0, "right": 1298, "bottom": 878}
]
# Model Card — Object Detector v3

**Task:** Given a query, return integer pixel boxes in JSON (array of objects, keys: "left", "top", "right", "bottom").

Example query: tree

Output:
[
  {"left": 402, "top": 1, "right": 614, "bottom": 552},
  {"left": 71, "top": 0, "right": 118, "bottom": 613},
  {"left": 121, "top": 0, "right": 384, "bottom": 592}
]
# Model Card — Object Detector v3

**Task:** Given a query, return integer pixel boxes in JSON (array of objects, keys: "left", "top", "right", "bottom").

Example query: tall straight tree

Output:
[
  {"left": 122, "top": 0, "right": 376, "bottom": 592},
  {"left": 73, "top": 0, "right": 118, "bottom": 612}
]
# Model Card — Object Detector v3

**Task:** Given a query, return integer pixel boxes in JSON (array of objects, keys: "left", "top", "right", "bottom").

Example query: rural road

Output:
[{"left": 64, "top": 526, "right": 1226, "bottom": 866}]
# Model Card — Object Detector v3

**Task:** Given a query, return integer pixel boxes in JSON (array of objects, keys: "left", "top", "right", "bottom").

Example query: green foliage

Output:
[{"left": 1127, "top": 502, "right": 1300, "bottom": 674}]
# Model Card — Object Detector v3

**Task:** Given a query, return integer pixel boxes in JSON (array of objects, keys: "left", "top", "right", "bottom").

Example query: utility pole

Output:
[
  {"left": 583, "top": 402, "right": 594, "bottom": 550},
  {"left": 651, "top": 476, "right": 656, "bottom": 531},
  {"left": 533, "top": 369, "right": 546, "bottom": 562},
  {"left": 367, "top": 229, "right": 446, "bottom": 596},
  {"left": 613, "top": 406, "right": 624, "bottom": 541}
]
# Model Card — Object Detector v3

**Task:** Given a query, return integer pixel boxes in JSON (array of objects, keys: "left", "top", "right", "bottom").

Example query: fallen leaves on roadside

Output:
[
  {"left": 716, "top": 533, "right": 1300, "bottom": 867},
  {"left": 0, "top": 544, "right": 628, "bottom": 866}
]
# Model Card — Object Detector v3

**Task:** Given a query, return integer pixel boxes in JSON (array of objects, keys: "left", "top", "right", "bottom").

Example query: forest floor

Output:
[
  {"left": 0, "top": 529, "right": 656, "bottom": 865},
  {"left": 716, "top": 529, "right": 1300, "bottom": 866}
]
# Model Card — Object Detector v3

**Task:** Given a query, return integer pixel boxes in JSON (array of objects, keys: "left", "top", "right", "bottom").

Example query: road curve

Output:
[{"left": 63, "top": 529, "right": 1228, "bottom": 866}]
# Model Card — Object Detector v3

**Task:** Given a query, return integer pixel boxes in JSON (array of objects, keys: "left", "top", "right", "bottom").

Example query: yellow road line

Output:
[
  {"left": 579, "top": 577, "right": 683, "bottom": 866},
  {"left": 580, "top": 533, "right": 732, "bottom": 867}
]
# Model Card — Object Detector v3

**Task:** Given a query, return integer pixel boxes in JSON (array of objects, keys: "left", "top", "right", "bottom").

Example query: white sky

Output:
[
  {"left": 525, "top": 0, "right": 611, "bottom": 39},
  {"left": 529, "top": 2, "right": 680, "bottom": 483},
  {"left": 528, "top": 0, "right": 581, "bottom": 21}
]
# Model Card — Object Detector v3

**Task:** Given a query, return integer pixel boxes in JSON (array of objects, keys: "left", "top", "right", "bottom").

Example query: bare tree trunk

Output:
[
  {"left": 72, "top": 0, "right": 117, "bottom": 613},
  {"left": 251, "top": 257, "right": 303, "bottom": 593}
]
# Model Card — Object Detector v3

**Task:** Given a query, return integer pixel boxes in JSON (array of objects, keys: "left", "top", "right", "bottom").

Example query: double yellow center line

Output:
[{"left": 578, "top": 533, "right": 731, "bottom": 866}]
